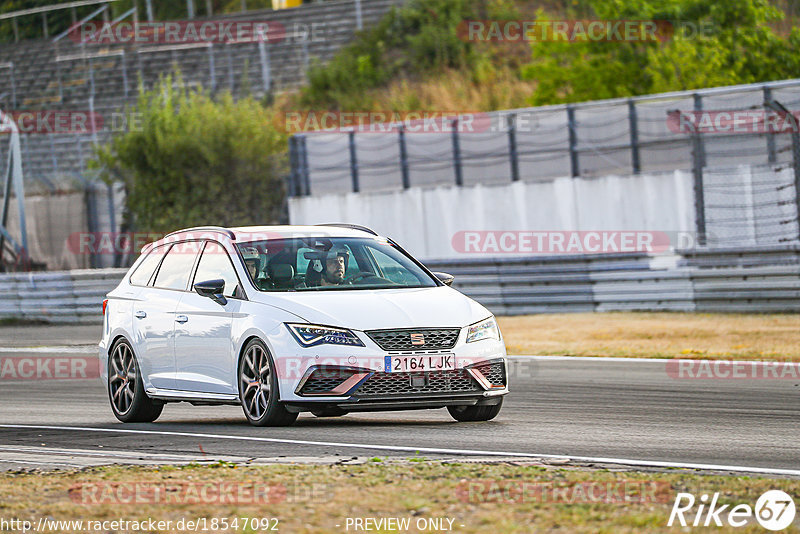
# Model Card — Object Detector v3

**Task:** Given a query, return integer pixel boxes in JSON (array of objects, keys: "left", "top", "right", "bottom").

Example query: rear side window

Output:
[
  {"left": 193, "top": 241, "right": 240, "bottom": 298},
  {"left": 153, "top": 242, "right": 201, "bottom": 291},
  {"left": 129, "top": 245, "right": 168, "bottom": 286}
]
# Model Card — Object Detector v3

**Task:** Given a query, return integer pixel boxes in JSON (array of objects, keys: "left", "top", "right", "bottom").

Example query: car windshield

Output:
[{"left": 235, "top": 237, "right": 438, "bottom": 291}]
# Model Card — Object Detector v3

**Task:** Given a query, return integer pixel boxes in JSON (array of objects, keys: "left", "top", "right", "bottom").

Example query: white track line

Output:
[
  {"left": 0, "top": 458, "right": 84, "bottom": 468},
  {"left": 1, "top": 424, "right": 798, "bottom": 477},
  {"left": 0, "top": 346, "right": 96, "bottom": 353},
  {"left": 508, "top": 355, "right": 667, "bottom": 363},
  {"left": 509, "top": 355, "right": 795, "bottom": 365}
]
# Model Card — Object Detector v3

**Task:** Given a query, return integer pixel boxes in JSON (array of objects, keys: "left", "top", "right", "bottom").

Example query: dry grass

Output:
[
  {"left": 498, "top": 312, "right": 800, "bottom": 361},
  {"left": 370, "top": 69, "right": 536, "bottom": 113},
  {"left": 1, "top": 462, "right": 797, "bottom": 533},
  {"left": 277, "top": 67, "right": 537, "bottom": 118}
]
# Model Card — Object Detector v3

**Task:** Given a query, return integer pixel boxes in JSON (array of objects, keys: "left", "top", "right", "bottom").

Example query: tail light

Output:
[{"left": 102, "top": 299, "right": 108, "bottom": 315}]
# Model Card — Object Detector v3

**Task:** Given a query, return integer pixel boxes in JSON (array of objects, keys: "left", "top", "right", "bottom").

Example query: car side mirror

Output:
[
  {"left": 432, "top": 271, "right": 454, "bottom": 286},
  {"left": 194, "top": 279, "right": 228, "bottom": 305}
]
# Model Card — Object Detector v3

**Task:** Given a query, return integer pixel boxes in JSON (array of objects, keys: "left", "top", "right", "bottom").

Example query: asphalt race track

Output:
[{"left": 0, "top": 325, "right": 798, "bottom": 475}]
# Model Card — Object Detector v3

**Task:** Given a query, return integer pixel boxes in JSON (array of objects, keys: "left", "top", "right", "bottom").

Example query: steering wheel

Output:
[
  {"left": 344, "top": 271, "right": 398, "bottom": 285},
  {"left": 343, "top": 271, "right": 373, "bottom": 284}
]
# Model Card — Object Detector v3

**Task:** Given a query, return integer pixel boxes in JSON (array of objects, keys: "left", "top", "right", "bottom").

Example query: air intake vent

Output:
[
  {"left": 471, "top": 361, "right": 507, "bottom": 388},
  {"left": 298, "top": 368, "right": 360, "bottom": 396},
  {"left": 353, "top": 369, "right": 480, "bottom": 398}
]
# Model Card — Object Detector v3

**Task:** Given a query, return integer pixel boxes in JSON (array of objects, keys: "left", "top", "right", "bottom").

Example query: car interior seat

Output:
[{"left": 266, "top": 252, "right": 296, "bottom": 289}]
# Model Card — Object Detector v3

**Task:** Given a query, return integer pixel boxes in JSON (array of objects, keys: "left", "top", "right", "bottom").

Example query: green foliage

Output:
[
  {"left": 0, "top": 0, "right": 80, "bottom": 41},
  {"left": 0, "top": 0, "right": 270, "bottom": 43},
  {"left": 522, "top": 0, "right": 800, "bottom": 105},
  {"left": 93, "top": 76, "right": 287, "bottom": 234},
  {"left": 300, "top": 0, "right": 521, "bottom": 110}
]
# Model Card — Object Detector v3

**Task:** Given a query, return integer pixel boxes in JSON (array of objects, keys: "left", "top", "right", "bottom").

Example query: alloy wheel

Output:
[
  {"left": 240, "top": 343, "right": 271, "bottom": 420},
  {"left": 109, "top": 341, "right": 136, "bottom": 415}
]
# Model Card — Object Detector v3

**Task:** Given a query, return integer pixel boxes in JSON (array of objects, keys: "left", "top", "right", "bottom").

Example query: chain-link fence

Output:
[
  {"left": 702, "top": 165, "right": 799, "bottom": 247},
  {"left": 0, "top": 126, "right": 123, "bottom": 271},
  {"left": 290, "top": 79, "right": 800, "bottom": 249},
  {"left": 0, "top": 0, "right": 403, "bottom": 271}
]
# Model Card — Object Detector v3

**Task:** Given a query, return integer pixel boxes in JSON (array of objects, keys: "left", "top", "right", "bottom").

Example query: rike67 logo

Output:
[{"left": 668, "top": 490, "right": 796, "bottom": 530}]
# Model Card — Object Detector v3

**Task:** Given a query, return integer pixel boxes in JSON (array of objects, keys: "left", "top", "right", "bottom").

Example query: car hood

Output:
[{"left": 252, "top": 286, "right": 491, "bottom": 331}]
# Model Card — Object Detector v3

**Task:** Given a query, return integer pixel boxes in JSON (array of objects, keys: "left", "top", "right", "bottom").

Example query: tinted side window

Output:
[
  {"left": 129, "top": 245, "right": 168, "bottom": 286},
  {"left": 193, "top": 242, "right": 240, "bottom": 298},
  {"left": 153, "top": 242, "right": 200, "bottom": 291}
]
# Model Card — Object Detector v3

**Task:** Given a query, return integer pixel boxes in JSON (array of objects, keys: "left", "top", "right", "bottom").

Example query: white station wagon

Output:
[{"left": 100, "top": 224, "right": 508, "bottom": 426}]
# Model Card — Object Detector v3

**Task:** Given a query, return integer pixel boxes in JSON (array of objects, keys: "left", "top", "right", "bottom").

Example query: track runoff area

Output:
[{"left": 0, "top": 324, "right": 798, "bottom": 532}]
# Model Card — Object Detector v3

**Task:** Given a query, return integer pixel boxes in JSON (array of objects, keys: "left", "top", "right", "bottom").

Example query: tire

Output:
[
  {"left": 447, "top": 398, "right": 503, "bottom": 422},
  {"left": 238, "top": 339, "right": 298, "bottom": 427},
  {"left": 108, "top": 339, "right": 163, "bottom": 423},
  {"left": 311, "top": 407, "right": 349, "bottom": 418}
]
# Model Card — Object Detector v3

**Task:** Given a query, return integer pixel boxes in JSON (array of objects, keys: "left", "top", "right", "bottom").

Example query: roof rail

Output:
[
  {"left": 316, "top": 223, "right": 378, "bottom": 236},
  {"left": 164, "top": 226, "right": 236, "bottom": 239}
]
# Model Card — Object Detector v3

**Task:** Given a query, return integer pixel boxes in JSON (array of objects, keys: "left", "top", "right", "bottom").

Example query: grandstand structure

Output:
[{"left": 0, "top": 0, "right": 402, "bottom": 270}]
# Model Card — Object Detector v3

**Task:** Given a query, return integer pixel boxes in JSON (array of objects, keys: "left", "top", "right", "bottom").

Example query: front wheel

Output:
[
  {"left": 108, "top": 339, "right": 163, "bottom": 423},
  {"left": 447, "top": 398, "right": 503, "bottom": 422},
  {"left": 238, "top": 339, "right": 297, "bottom": 426}
]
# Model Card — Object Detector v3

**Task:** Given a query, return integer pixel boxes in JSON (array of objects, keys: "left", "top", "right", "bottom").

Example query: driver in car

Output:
[{"left": 320, "top": 248, "right": 348, "bottom": 286}]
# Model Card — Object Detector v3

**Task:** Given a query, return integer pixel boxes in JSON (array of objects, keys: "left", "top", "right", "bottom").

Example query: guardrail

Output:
[
  {"left": 0, "top": 268, "right": 125, "bottom": 323},
  {"left": 425, "top": 247, "right": 800, "bottom": 314},
  {"left": 0, "top": 248, "right": 798, "bottom": 323}
]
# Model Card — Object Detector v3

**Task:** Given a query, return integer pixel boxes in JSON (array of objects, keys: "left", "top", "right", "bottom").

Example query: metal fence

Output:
[
  {"left": 0, "top": 0, "right": 404, "bottom": 271},
  {"left": 289, "top": 79, "right": 800, "bottom": 249}
]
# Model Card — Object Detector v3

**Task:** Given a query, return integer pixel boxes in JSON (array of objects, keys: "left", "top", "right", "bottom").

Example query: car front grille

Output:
[
  {"left": 472, "top": 361, "right": 507, "bottom": 387},
  {"left": 365, "top": 328, "right": 460, "bottom": 351},
  {"left": 352, "top": 368, "right": 481, "bottom": 398}
]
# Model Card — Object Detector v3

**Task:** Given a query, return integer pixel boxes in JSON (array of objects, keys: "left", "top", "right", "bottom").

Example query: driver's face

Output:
[{"left": 324, "top": 255, "right": 345, "bottom": 283}]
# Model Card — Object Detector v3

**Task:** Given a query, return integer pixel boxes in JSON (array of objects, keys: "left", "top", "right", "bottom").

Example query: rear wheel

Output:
[
  {"left": 108, "top": 339, "right": 163, "bottom": 423},
  {"left": 447, "top": 399, "right": 503, "bottom": 422},
  {"left": 239, "top": 339, "right": 297, "bottom": 426}
]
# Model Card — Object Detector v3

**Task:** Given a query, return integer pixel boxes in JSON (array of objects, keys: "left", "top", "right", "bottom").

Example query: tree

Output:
[
  {"left": 300, "top": 0, "right": 521, "bottom": 110},
  {"left": 93, "top": 76, "right": 288, "bottom": 234},
  {"left": 522, "top": 0, "right": 800, "bottom": 105}
]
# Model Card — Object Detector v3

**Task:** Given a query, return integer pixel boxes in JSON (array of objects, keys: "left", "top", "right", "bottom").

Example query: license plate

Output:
[{"left": 385, "top": 354, "right": 455, "bottom": 373}]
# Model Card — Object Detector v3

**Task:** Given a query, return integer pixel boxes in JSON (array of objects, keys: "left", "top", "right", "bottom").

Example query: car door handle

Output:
[
  {"left": 134, "top": 311, "right": 146, "bottom": 319},
  {"left": 175, "top": 315, "right": 189, "bottom": 324}
]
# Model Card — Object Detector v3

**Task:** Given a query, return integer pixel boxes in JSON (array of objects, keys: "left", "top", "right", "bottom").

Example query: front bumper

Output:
[
  {"left": 295, "top": 358, "right": 507, "bottom": 398},
  {"left": 268, "top": 324, "right": 508, "bottom": 410}
]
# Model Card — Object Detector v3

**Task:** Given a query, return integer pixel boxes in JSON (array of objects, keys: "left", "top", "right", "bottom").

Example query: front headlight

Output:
[
  {"left": 466, "top": 316, "right": 500, "bottom": 343},
  {"left": 286, "top": 323, "right": 365, "bottom": 347}
]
